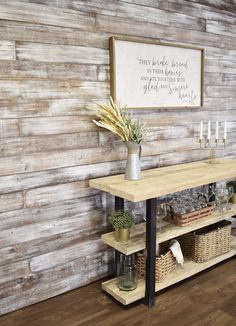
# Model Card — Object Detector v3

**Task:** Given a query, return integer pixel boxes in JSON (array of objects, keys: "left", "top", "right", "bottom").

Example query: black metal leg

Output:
[
  {"left": 115, "top": 196, "right": 124, "bottom": 211},
  {"left": 145, "top": 198, "right": 157, "bottom": 307},
  {"left": 114, "top": 250, "right": 121, "bottom": 276},
  {"left": 114, "top": 196, "right": 125, "bottom": 274},
  {"left": 209, "top": 182, "right": 216, "bottom": 202}
]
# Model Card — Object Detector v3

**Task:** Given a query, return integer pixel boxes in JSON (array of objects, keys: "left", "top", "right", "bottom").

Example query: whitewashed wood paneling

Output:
[
  {"left": 16, "top": 42, "right": 109, "bottom": 64},
  {"left": 0, "top": 20, "right": 108, "bottom": 48},
  {"left": 0, "top": 0, "right": 235, "bottom": 316},
  {"left": 0, "top": 40, "right": 15, "bottom": 60},
  {"left": 0, "top": 1, "right": 96, "bottom": 29},
  {"left": 0, "top": 192, "right": 23, "bottom": 213}
]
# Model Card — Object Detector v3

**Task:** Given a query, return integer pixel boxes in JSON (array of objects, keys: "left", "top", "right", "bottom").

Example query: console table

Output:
[{"left": 89, "top": 158, "right": 236, "bottom": 307}]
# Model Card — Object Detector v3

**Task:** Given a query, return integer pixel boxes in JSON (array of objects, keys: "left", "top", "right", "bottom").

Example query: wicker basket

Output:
[
  {"left": 166, "top": 203, "right": 214, "bottom": 227},
  {"left": 180, "top": 220, "right": 232, "bottom": 263},
  {"left": 137, "top": 242, "right": 177, "bottom": 282}
]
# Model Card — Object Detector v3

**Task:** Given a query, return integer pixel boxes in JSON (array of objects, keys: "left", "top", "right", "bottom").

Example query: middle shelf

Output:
[{"left": 102, "top": 204, "right": 236, "bottom": 255}]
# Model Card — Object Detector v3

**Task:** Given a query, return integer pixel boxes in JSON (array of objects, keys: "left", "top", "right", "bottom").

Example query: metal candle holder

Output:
[{"left": 199, "top": 136, "right": 226, "bottom": 164}]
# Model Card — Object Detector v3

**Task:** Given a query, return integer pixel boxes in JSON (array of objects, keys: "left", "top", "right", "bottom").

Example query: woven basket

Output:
[
  {"left": 137, "top": 242, "right": 176, "bottom": 282},
  {"left": 180, "top": 220, "right": 232, "bottom": 263},
  {"left": 166, "top": 203, "right": 214, "bottom": 227}
]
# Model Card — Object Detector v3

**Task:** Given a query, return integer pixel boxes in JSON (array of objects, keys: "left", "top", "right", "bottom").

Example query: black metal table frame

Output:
[{"left": 115, "top": 195, "right": 157, "bottom": 307}]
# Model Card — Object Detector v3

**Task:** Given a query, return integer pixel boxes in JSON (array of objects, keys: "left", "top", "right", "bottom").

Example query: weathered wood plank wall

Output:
[{"left": 0, "top": 0, "right": 235, "bottom": 315}]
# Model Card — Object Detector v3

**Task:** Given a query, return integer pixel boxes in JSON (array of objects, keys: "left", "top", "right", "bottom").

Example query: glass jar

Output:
[{"left": 117, "top": 254, "right": 137, "bottom": 291}]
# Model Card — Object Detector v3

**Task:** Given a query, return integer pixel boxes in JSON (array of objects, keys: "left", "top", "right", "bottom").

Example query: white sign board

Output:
[{"left": 110, "top": 38, "right": 204, "bottom": 109}]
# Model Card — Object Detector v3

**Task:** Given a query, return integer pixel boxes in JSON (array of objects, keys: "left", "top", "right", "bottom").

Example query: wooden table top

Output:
[{"left": 89, "top": 158, "right": 236, "bottom": 202}]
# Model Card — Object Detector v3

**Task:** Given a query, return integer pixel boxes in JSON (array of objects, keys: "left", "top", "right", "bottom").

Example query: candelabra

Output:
[{"left": 198, "top": 120, "right": 227, "bottom": 164}]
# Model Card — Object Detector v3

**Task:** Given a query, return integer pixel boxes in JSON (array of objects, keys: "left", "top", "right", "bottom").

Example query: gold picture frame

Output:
[{"left": 110, "top": 36, "right": 204, "bottom": 109}]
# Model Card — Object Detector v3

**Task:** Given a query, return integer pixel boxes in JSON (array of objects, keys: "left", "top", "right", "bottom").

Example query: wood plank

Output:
[
  {"left": 19, "top": 0, "right": 71, "bottom": 8},
  {"left": 0, "top": 132, "right": 99, "bottom": 157},
  {"left": 0, "top": 195, "right": 102, "bottom": 232},
  {"left": 101, "top": 203, "right": 236, "bottom": 255},
  {"left": 0, "top": 79, "right": 108, "bottom": 100},
  {"left": 205, "top": 85, "right": 236, "bottom": 98},
  {"left": 0, "top": 147, "right": 124, "bottom": 176},
  {"left": 188, "top": 0, "right": 236, "bottom": 12},
  {"left": 19, "top": 117, "right": 97, "bottom": 136},
  {"left": 0, "top": 61, "right": 98, "bottom": 80},
  {"left": 0, "top": 119, "right": 19, "bottom": 138},
  {"left": 0, "top": 192, "right": 23, "bottom": 214},
  {"left": 16, "top": 42, "right": 108, "bottom": 64},
  {"left": 206, "top": 19, "right": 236, "bottom": 38},
  {"left": 25, "top": 182, "right": 98, "bottom": 208},
  {"left": 0, "top": 164, "right": 118, "bottom": 194},
  {"left": 0, "top": 98, "right": 101, "bottom": 119},
  {"left": 70, "top": 0, "right": 206, "bottom": 31},
  {"left": 0, "top": 20, "right": 107, "bottom": 48},
  {"left": 159, "top": 147, "right": 236, "bottom": 168},
  {"left": 96, "top": 14, "right": 236, "bottom": 50},
  {"left": 0, "top": 208, "right": 104, "bottom": 248},
  {"left": 205, "top": 73, "right": 236, "bottom": 86},
  {"left": 29, "top": 238, "right": 106, "bottom": 272},
  {"left": 204, "top": 59, "right": 236, "bottom": 74},
  {"left": 134, "top": 109, "right": 236, "bottom": 127},
  {"left": 0, "top": 40, "right": 15, "bottom": 60},
  {"left": 102, "top": 236, "right": 236, "bottom": 305},
  {"left": 205, "top": 45, "right": 236, "bottom": 60},
  {"left": 204, "top": 97, "right": 236, "bottom": 110},
  {"left": 118, "top": 0, "right": 236, "bottom": 22},
  {"left": 0, "top": 1, "right": 96, "bottom": 30},
  {"left": 0, "top": 260, "right": 30, "bottom": 285},
  {"left": 90, "top": 159, "right": 236, "bottom": 202}
]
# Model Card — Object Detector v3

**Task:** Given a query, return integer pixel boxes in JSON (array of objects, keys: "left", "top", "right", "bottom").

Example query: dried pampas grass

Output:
[{"left": 89, "top": 97, "right": 147, "bottom": 143}]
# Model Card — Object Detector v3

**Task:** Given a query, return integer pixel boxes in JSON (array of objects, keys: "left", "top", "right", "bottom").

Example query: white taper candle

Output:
[
  {"left": 200, "top": 120, "right": 203, "bottom": 140},
  {"left": 207, "top": 120, "right": 211, "bottom": 140},
  {"left": 215, "top": 120, "right": 219, "bottom": 140},
  {"left": 224, "top": 120, "right": 227, "bottom": 140}
]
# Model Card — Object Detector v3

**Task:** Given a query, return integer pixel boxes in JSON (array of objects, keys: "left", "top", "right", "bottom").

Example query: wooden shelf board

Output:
[
  {"left": 90, "top": 159, "right": 236, "bottom": 202},
  {"left": 102, "top": 204, "right": 236, "bottom": 255},
  {"left": 102, "top": 236, "right": 236, "bottom": 305}
]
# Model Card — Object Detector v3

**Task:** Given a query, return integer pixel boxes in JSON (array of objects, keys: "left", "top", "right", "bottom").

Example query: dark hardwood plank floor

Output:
[{"left": 0, "top": 258, "right": 235, "bottom": 326}]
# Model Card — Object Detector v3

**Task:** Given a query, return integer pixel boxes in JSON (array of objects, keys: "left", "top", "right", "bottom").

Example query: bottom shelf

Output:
[{"left": 102, "top": 235, "right": 236, "bottom": 305}]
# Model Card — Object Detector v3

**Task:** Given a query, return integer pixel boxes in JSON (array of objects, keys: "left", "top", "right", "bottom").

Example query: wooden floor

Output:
[{"left": 1, "top": 258, "right": 235, "bottom": 326}]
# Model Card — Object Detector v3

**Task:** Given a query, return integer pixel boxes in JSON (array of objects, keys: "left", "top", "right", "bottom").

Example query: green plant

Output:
[
  {"left": 89, "top": 97, "right": 147, "bottom": 143},
  {"left": 109, "top": 210, "right": 135, "bottom": 230}
]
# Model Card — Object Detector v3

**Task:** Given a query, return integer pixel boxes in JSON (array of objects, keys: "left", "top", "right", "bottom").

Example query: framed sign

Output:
[{"left": 110, "top": 37, "right": 204, "bottom": 109}]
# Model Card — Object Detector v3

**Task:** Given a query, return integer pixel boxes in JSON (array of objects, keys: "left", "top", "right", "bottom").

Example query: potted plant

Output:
[
  {"left": 89, "top": 97, "right": 148, "bottom": 180},
  {"left": 109, "top": 210, "right": 135, "bottom": 243}
]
